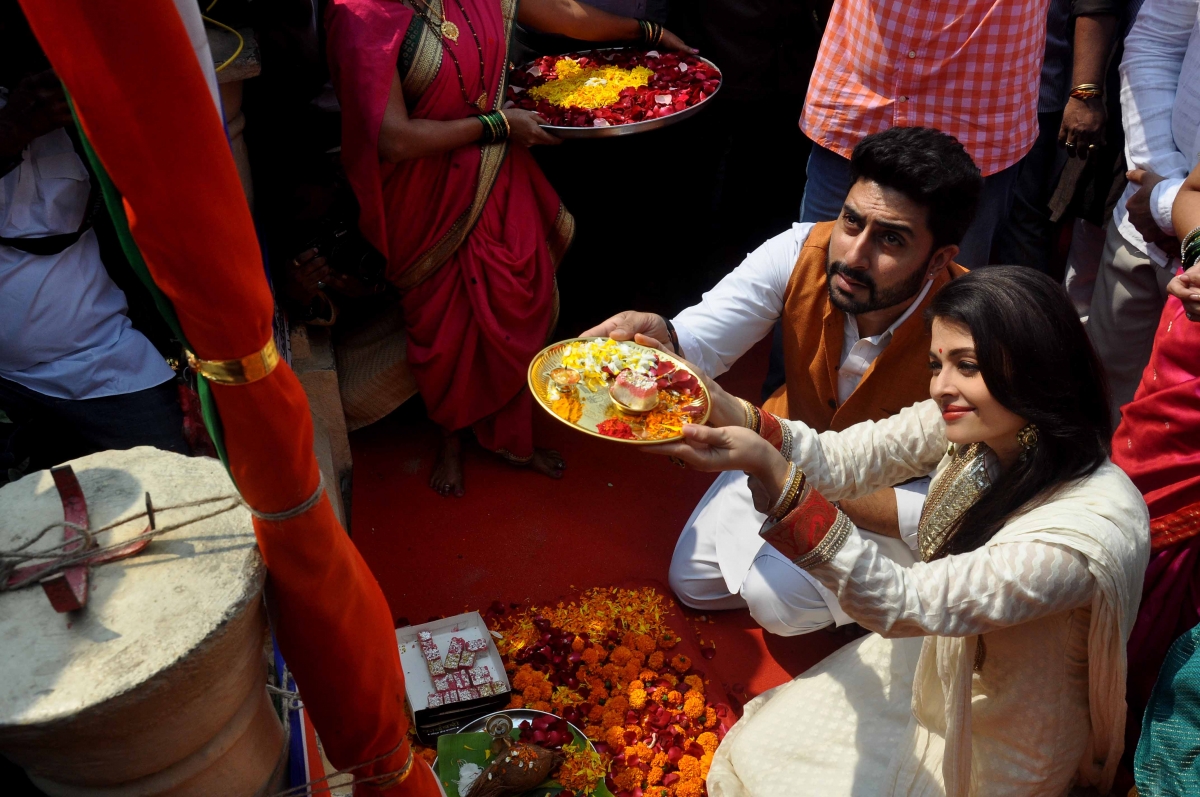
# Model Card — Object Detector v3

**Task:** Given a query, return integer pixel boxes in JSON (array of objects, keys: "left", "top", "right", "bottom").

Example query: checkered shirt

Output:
[{"left": 801, "top": 0, "right": 1049, "bottom": 176}]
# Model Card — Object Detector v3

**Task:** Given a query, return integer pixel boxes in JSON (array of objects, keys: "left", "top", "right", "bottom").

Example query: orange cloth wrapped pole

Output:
[{"left": 16, "top": 2, "right": 437, "bottom": 793}]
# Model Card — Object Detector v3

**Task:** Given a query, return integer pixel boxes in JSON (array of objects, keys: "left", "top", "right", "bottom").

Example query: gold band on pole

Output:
[{"left": 186, "top": 338, "right": 280, "bottom": 385}]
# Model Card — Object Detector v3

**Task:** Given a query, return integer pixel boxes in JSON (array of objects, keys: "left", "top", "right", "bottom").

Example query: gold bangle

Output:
[
  {"left": 775, "top": 470, "right": 806, "bottom": 518},
  {"left": 186, "top": 338, "right": 279, "bottom": 385},
  {"left": 737, "top": 397, "right": 755, "bottom": 430},
  {"left": 768, "top": 463, "right": 806, "bottom": 519},
  {"left": 373, "top": 745, "right": 416, "bottom": 788}
]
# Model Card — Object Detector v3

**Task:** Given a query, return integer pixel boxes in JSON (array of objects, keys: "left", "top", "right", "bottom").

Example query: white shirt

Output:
[
  {"left": 673, "top": 222, "right": 931, "bottom": 545},
  {"left": 1116, "top": 0, "right": 1200, "bottom": 267},
  {"left": 0, "top": 110, "right": 173, "bottom": 399}
]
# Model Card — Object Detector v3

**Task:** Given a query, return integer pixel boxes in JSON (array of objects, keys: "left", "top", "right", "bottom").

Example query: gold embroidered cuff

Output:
[
  {"left": 186, "top": 338, "right": 280, "bottom": 385},
  {"left": 779, "top": 419, "right": 793, "bottom": 461},
  {"left": 792, "top": 510, "right": 853, "bottom": 570}
]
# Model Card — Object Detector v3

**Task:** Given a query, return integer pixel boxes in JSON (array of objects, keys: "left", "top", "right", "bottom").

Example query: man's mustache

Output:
[{"left": 828, "top": 261, "right": 876, "bottom": 292}]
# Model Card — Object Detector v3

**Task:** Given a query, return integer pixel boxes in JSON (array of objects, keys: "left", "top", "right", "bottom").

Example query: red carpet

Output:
[{"left": 350, "top": 338, "right": 847, "bottom": 710}]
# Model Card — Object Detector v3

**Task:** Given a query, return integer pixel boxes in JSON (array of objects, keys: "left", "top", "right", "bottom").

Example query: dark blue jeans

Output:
[{"left": 0, "top": 376, "right": 187, "bottom": 474}]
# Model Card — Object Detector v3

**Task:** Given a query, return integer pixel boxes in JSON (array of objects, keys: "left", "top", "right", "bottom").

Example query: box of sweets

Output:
[{"left": 396, "top": 611, "right": 512, "bottom": 743}]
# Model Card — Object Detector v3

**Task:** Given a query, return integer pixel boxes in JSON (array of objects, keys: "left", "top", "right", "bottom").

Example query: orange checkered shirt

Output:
[{"left": 801, "top": 0, "right": 1049, "bottom": 177}]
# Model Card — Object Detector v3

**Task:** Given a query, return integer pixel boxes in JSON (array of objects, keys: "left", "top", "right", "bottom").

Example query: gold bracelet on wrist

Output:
[{"left": 768, "top": 463, "right": 806, "bottom": 520}]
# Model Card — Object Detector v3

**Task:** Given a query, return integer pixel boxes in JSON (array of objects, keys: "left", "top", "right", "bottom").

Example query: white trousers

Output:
[{"left": 668, "top": 470, "right": 917, "bottom": 636}]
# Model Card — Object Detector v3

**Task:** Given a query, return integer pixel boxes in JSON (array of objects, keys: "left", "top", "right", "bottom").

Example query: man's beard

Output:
[{"left": 825, "top": 259, "right": 929, "bottom": 314}]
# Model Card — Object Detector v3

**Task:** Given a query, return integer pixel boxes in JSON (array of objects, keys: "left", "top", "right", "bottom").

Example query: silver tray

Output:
[
  {"left": 513, "top": 48, "right": 722, "bottom": 139},
  {"left": 432, "top": 708, "right": 595, "bottom": 770}
]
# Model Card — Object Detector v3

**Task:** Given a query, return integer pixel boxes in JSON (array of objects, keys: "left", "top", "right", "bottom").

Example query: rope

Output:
[
  {"left": 246, "top": 475, "right": 325, "bottom": 522},
  {"left": 0, "top": 494, "right": 242, "bottom": 592}
]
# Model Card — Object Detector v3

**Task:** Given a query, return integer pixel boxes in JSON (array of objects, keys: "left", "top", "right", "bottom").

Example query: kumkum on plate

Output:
[{"left": 528, "top": 338, "right": 711, "bottom": 444}]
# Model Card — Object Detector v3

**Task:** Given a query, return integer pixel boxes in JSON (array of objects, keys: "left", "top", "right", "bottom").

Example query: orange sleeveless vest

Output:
[{"left": 761, "top": 221, "right": 967, "bottom": 432}]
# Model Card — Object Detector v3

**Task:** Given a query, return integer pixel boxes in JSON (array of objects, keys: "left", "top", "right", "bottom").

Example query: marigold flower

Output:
[
  {"left": 652, "top": 751, "right": 668, "bottom": 768},
  {"left": 704, "top": 707, "right": 718, "bottom": 728},
  {"left": 640, "top": 669, "right": 658, "bottom": 682},
  {"left": 632, "top": 741, "right": 654, "bottom": 760},
  {"left": 658, "top": 633, "right": 679, "bottom": 650},
  {"left": 629, "top": 679, "right": 645, "bottom": 692},
  {"left": 683, "top": 695, "right": 705, "bottom": 719},
  {"left": 630, "top": 650, "right": 647, "bottom": 667},
  {"left": 700, "top": 752, "right": 713, "bottom": 779},
  {"left": 697, "top": 732, "right": 719, "bottom": 756},
  {"left": 589, "top": 684, "right": 609, "bottom": 703},
  {"left": 645, "top": 788, "right": 670, "bottom": 797},
  {"left": 609, "top": 643, "right": 638, "bottom": 667},
  {"left": 623, "top": 661, "right": 642, "bottom": 682},
  {"left": 572, "top": 636, "right": 586, "bottom": 652},
  {"left": 684, "top": 675, "right": 705, "bottom": 692},
  {"left": 507, "top": 694, "right": 523, "bottom": 709},
  {"left": 628, "top": 688, "right": 648, "bottom": 709},
  {"left": 523, "top": 685, "right": 542, "bottom": 702},
  {"left": 634, "top": 633, "right": 657, "bottom": 654},
  {"left": 601, "top": 709, "right": 624, "bottom": 730},
  {"left": 532, "top": 700, "right": 552, "bottom": 713},
  {"left": 684, "top": 688, "right": 704, "bottom": 703},
  {"left": 588, "top": 703, "right": 606, "bottom": 723},
  {"left": 671, "top": 654, "right": 692, "bottom": 673},
  {"left": 647, "top": 651, "right": 665, "bottom": 670},
  {"left": 605, "top": 725, "right": 627, "bottom": 752},
  {"left": 667, "top": 690, "right": 683, "bottom": 706},
  {"left": 622, "top": 630, "right": 638, "bottom": 648},
  {"left": 583, "top": 724, "right": 601, "bottom": 740},
  {"left": 582, "top": 647, "right": 601, "bottom": 666},
  {"left": 677, "top": 754, "right": 702, "bottom": 781},
  {"left": 607, "top": 695, "right": 629, "bottom": 715},
  {"left": 539, "top": 681, "right": 554, "bottom": 700},
  {"left": 647, "top": 766, "right": 664, "bottom": 785},
  {"left": 612, "top": 766, "right": 644, "bottom": 791},
  {"left": 557, "top": 745, "right": 608, "bottom": 795},
  {"left": 674, "top": 776, "right": 704, "bottom": 797},
  {"left": 662, "top": 673, "right": 679, "bottom": 687}
]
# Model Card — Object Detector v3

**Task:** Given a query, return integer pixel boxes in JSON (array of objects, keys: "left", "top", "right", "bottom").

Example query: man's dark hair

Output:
[{"left": 848, "top": 127, "right": 983, "bottom": 250}]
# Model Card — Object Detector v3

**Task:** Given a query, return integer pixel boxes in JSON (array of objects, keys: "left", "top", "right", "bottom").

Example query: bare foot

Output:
[
  {"left": 430, "top": 434, "right": 465, "bottom": 497},
  {"left": 529, "top": 448, "right": 565, "bottom": 479}
]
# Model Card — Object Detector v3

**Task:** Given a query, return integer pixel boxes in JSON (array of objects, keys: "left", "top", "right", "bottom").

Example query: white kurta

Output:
[{"left": 708, "top": 401, "right": 1150, "bottom": 796}]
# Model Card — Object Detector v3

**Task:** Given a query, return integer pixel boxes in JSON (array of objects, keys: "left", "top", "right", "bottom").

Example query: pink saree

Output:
[
  {"left": 327, "top": 0, "right": 573, "bottom": 459},
  {"left": 1113, "top": 296, "right": 1200, "bottom": 752}
]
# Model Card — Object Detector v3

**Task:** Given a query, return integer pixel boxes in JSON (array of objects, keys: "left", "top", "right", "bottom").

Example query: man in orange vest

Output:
[{"left": 583, "top": 127, "right": 979, "bottom": 635}]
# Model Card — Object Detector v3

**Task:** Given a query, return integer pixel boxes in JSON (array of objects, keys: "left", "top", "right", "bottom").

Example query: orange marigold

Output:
[
  {"left": 683, "top": 694, "right": 705, "bottom": 719},
  {"left": 674, "top": 777, "right": 704, "bottom": 797},
  {"left": 621, "top": 630, "right": 638, "bottom": 648},
  {"left": 652, "top": 752, "right": 669, "bottom": 768},
  {"left": 607, "top": 695, "right": 630, "bottom": 715},
  {"left": 572, "top": 636, "right": 586, "bottom": 652},
  {"left": 658, "top": 633, "right": 679, "bottom": 650},
  {"left": 531, "top": 700, "right": 552, "bottom": 713},
  {"left": 666, "top": 690, "right": 683, "bottom": 706},
  {"left": 700, "top": 752, "right": 714, "bottom": 779},
  {"left": 645, "top": 789, "right": 670, "bottom": 797},
  {"left": 506, "top": 693, "right": 523, "bottom": 709},
  {"left": 610, "top": 645, "right": 633, "bottom": 667},
  {"left": 697, "top": 732, "right": 719, "bottom": 756},
  {"left": 634, "top": 633, "right": 657, "bottom": 654},
  {"left": 589, "top": 684, "right": 609, "bottom": 703},
  {"left": 677, "top": 754, "right": 702, "bottom": 781},
  {"left": 628, "top": 688, "right": 648, "bottom": 709},
  {"left": 671, "top": 654, "right": 692, "bottom": 673},
  {"left": 522, "top": 685, "right": 542, "bottom": 702},
  {"left": 647, "top": 651, "right": 665, "bottom": 670},
  {"left": 647, "top": 766, "right": 664, "bottom": 785},
  {"left": 684, "top": 675, "right": 705, "bottom": 692},
  {"left": 601, "top": 709, "right": 624, "bottom": 730},
  {"left": 623, "top": 661, "right": 642, "bottom": 683},
  {"left": 640, "top": 669, "right": 658, "bottom": 682},
  {"left": 587, "top": 704, "right": 606, "bottom": 723},
  {"left": 604, "top": 725, "right": 627, "bottom": 752},
  {"left": 581, "top": 647, "right": 601, "bottom": 667},
  {"left": 704, "top": 706, "right": 718, "bottom": 728},
  {"left": 629, "top": 679, "right": 645, "bottom": 692},
  {"left": 662, "top": 673, "right": 679, "bottom": 687},
  {"left": 612, "top": 766, "right": 644, "bottom": 791}
]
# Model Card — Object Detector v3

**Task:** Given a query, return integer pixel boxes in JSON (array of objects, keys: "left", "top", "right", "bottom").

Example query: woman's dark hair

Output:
[
  {"left": 849, "top": 126, "right": 983, "bottom": 250},
  {"left": 926, "top": 266, "right": 1112, "bottom": 555}
]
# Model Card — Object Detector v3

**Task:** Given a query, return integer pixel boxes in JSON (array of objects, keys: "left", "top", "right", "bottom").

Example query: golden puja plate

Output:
[{"left": 528, "top": 337, "right": 711, "bottom": 444}]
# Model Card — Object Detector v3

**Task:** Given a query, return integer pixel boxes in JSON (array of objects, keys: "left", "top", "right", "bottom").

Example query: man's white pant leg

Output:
[{"left": 669, "top": 473, "right": 748, "bottom": 611}]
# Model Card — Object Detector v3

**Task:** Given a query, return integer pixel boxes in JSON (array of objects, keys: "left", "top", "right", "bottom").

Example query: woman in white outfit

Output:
[{"left": 649, "top": 267, "right": 1150, "bottom": 796}]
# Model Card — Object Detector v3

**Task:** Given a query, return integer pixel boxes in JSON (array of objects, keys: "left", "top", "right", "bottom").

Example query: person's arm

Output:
[
  {"left": 517, "top": 0, "right": 692, "bottom": 50},
  {"left": 1118, "top": 0, "right": 1199, "bottom": 241},
  {"left": 647, "top": 399, "right": 948, "bottom": 505},
  {"left": 377, "top": 71, "right": 559, "bottom": 162},
  {"left": 776, "top": 514, "right": 1095, "bottom": 638},
  {"left": 580, "top": 224, "right": 813, "bottom": 378},
  {"left": 838, "top": 490, "right": 901, "bottom": 538},
  {"left": 1168, "top": 162, "right": 1200, "bottom": 319},
  {"left": 1058, "top": 9, "right": 1119, "bottom": 152}
]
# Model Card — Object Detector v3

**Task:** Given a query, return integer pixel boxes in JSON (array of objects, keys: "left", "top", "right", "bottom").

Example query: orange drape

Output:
[{"left": 16, "top": 2, "right": 436, "bottom": 792}]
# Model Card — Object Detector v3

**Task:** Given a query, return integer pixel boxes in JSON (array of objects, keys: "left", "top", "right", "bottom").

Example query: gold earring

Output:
[{"left": 1016, "top": 423, "right": 1039, "bottom": 462}]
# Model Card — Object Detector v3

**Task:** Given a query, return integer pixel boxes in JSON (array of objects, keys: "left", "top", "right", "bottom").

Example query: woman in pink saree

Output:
[
  {"left": 326, "top": 0, "right": 688, "bottom": 495},
  {"left": 1118, "top": 161, "right": 1200, "bottom": 756}
]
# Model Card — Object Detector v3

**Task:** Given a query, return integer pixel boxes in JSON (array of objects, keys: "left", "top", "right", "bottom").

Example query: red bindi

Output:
[{"left": 938, "top": 348, "right": 943, "bottom": 353}]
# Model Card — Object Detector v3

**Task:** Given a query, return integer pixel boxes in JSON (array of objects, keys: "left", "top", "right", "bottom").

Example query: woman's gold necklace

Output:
[
  {"left": 413, "top": 0, "right": 459, "bottom": 42},
  {"left": 411, "top": 0, "right": 488, "bottom": 110}
]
